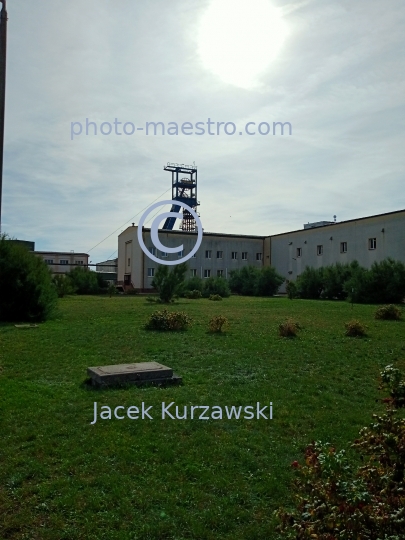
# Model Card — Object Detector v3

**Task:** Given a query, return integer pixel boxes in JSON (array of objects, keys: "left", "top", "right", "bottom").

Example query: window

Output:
[
  {"left": 149, "top": 247, "right": 157, "bottom": 256},
  {"left": 161, "top": 251, "right": 168, "bottom": 258},
  {"left": 191, "top": 269, "right": 197, "bottom": 277},
  {"left": 256, "top": 252, "right": 263, "bottom": 261},
  {"left": 204, "top": 269, "right": 211, "bottom": 278},
  {"left": 242, "top": 252, "right": 248, "bottom": 260},
  {"left": 296, "top": 248, "right": 302, "bottom": 258},
  {"left": 178, "top": 250, "right": 184, "bottom": 258},
  {"left": 340, "top": 242, "right": 347, "bottom": 253},
  {"left": 205, "top": 250, "right": 212, "bottom": 259},
  {"left": 369, "top": 238, "right": 376, "bottom": 250},
  {"left": 147, "top": 268, "right": 155, "bottom": 277},
  {"left": 231, "top": 252, "right": 238, "bottom": 260},
  {"left": 75, "top": 260, "right": 84, "bottom": 265},
  {"left": 217, "top": 251, "right": 223, "bottom": 259},
  {"left": 192, "top": 253, "right": 196, "bottom": 258},
  {"left": 127, "top": 258, "right": 131, "bottom": 266},
  {"left": 317, "top": 245, "right": 323, "bottom": 256},
  {"left": 44, "top": 259, "right": 53, "bottom": 265},
  {"left": 217, "top": 270, "right": 223, "bottom": 277},
  {"left": 60, "top": 260, "right": 69, "bottom": 265}
]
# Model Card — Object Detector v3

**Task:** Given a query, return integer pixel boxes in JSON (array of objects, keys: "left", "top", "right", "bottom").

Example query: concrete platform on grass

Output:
[{"left": 87, "top": 362, "right": 182, "bottom": 387}]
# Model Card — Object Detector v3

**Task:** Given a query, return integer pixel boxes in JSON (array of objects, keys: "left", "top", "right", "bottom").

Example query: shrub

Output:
[
  {"left": 296, "top": 267, "right": 324, "bottom": 299},
  {"left": 286, "top": 281, "right": 297, "bottom": 299},
  {"left": 209, "top": 294, "right": 222, "bottom": 301},
  {"left": 202, "top": 276, "right": 230, "bottom": 298},
  {"left": 183, "top": 276, "right": 204, "bottom": 295},
  {"left": 321, "top": 262, "right": 354, "bottom": 300},
  {"left": 255, "top": 266, "right": 284, "bottom": 296},
  {"left": 276, "top": 366, "right": 405, "bottom": 539},
  {"left": 278, "top": 318, "right": 300, "bottom": 337},
  {"left": 344, "top": 319, "right": 366, "bottom": 337},
  {"left": 52, "top": 274, "right": 76, "bottom": 298},
  {"left": 375, "top": 304, "right": 402, "bottom": 320},
  {"left": 145, "top": 309, "right": 192, "bottom": 331},
  {"left": 0, "top": 235, "right": 58, "bottom": 321},
  {"left": 151, "top": 263, "right": 188, "bottom": 303},
  {"left": 67, "top": 266, "right": 100, "bottom": 295},
  {"left": 229, "top": 265, "right": 259, "bottom": 295},
  {"left": 107, "top": 283, "right": 117, "bottom": 297},
  {"left": 229, "top": 265, "right": 283, "bottom": 296},
  {"left": 208, "top": 315, "right": 228, "bottom": 333},
  {"left": 185, "top": 289, "right": 202, "bottom": 299}
]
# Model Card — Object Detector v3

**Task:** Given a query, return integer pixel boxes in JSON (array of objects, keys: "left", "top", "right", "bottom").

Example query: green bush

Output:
[
  {"left": 52, "top": 274, "right": 76, "bottom": 298},
  {"left": 208, "top": 294, "right": 222, "bottom": 301},
  {"left": 276, "top": 366, "right": 405, "bottom": 539},
  {"left": 375, "top": 304, "right": 402, "bottom": 320},
  {"left": 229, "top": 265, "right": 283, "bottom": 296},
  {"left": 255, "top": 266, "right": 284, "bottom": 296},
  {"left": 344, "top": 319, "right": 367, "bottom": 337},
  {"left": 208, "top": 315, "right": 228, "bottom": 333},
  {"left": 185, "top": 289, "right": 202, "bottom": 299},
  {"left": 0, "top": 234, "right": 57, "bottom": 321},
  {"left": 202, "top": 276, "right": 230, "bottom": 298},
  {"left": 286, "top": 281, "right": 297, "bottom": 299},
  {"left": 321, "top": 262, "right": 354, "bottom": 300},
  {"left": 151, "top": 263, "right": 188, "bottom": 303},
  {"left": 145, "top": 309, "right": 192, "bottom": 331},
  {"left": 183, "top": 276, "right": 204, "bottom": 295},
  {"left": 296, "top": 266, "right": 324, "bottom": 299},
  {"left": 67, "top": 266, "right": 100, "bottom": 295}
]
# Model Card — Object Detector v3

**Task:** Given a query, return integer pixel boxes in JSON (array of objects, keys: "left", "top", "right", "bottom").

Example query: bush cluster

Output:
[
  {"left": 145, "top": 309, "right": 192, "bottom": 331},
  {"left": 276, "top": 366, "right": 405, "bottom": 539},
  {"left": 185, "top": 289, "right": 202, "bottom": 299},
  {"left": 293, "top": 258, "right": 405, "bottom": 303},
  {"left": 344, "top": 319, "right": 367, "bottom": 337},
  {"left": 182, "top": 276, "right": 230, "bottom": 299},
  {"left": 0, "top": 235, "right": 58, "bottom": 321},
  {"left": 209, "top": 294, "right": 222, "bottom": 301},
  {"left": 228, "top": 265, "right": 284, "bottom": 296},
  {"left": 375, "top": 304, "right": 402, "bottom": 320},
  {"left": 208, "top": 315, "right": 228, "bottom": 333}
]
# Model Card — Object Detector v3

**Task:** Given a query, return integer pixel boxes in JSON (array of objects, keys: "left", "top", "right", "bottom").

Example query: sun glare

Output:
[{"left": 197, "top": 0, "right": 288, "bottom": 89}]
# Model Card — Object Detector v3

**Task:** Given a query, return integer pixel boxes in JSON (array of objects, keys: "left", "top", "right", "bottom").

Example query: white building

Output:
[
  {"left": 35, "top": 251, "right": 89, "bottom": 275},
  {"left": 117, "top": 209, "right": 405, "bottom": 291}
]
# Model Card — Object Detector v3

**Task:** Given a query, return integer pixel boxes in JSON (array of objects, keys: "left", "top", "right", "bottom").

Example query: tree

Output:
[
  {"left": 52, "top": 274, "right": 76, "bottom": 298},
  {"left": 296, "top": 266, "right": 324, "bottom": 299},
  {"left": 151, "top": 262, "right": 188, "bottom": 303},
  {"left": 0, "top": 234, "right": 57, "bottom": 321},
  {"left": 66, "top": 266, "right": 100, "bottom": 294}
]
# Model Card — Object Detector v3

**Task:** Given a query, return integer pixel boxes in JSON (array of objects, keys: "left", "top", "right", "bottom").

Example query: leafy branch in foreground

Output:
[{"left": 276, "top": 365, "right": 405, "bottom": 539}]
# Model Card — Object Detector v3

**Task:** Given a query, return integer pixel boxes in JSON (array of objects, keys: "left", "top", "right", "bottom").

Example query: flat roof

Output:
[
  {"left": 140, "top": 228, "right": 266, "bottom": 240},
  {"left": 268, "top": 208, "right": 405, "bottom": 238},
  {"left": 34, "top": 251, "right": 89, "bottom": 256}
]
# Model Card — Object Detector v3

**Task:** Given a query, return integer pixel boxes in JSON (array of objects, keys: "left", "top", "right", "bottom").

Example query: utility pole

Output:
[{"left": 0, "top": 1, "right": 7, "bottom": 233}]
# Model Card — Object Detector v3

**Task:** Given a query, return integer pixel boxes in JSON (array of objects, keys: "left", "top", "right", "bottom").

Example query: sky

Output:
[{"left": 2, "top": 0, "right": 405, "bottom": 263}]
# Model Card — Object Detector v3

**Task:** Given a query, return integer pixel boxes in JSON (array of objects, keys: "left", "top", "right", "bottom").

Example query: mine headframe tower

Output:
[{"left": 162, "top": 163, "right": 199, "bottom": 231}]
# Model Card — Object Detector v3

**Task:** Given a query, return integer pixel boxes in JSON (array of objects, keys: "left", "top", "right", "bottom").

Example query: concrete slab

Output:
[{"left": 87, "top": 362, "right": 181, "bottom": 387}]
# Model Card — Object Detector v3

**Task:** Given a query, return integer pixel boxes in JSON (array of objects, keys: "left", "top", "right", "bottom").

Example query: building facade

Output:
[
  {"left": 117, "top": 209, "right": 405, "bottom": 291},
  {"left": 35, "top": 251, "right": 89, "bottom": 275}
]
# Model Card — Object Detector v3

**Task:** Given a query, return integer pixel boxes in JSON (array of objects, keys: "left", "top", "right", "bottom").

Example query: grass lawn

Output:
[{"left": 1, "top": 295, "right": 404, "bottom": 539}]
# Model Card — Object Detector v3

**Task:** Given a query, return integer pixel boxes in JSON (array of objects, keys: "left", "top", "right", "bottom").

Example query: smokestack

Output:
[{"left": 0, "top": 1, "right": 7, "bottom": 233}]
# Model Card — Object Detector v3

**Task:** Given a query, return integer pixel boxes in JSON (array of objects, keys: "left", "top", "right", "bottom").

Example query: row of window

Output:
[
  {"left": 147, "top": 268, "right": 224, "bottom": 278},
  {"left": 295, "top": 238, "right": 377, "bottom": 258},
  {"left": 44, "top": 259, "right": 84, "bottom": 265},
  {"left": 148, "top": 247, "right": 262, "bottom": 261}
]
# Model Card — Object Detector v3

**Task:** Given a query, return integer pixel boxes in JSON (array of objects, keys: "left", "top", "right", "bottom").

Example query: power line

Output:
[{"left": 87, "top": 187, "right": 171, "bottom": 253}]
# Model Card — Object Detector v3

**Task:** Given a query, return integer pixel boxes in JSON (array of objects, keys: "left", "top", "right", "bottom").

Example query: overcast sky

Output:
[{"left": 3, "top": 0, "right": 405, "bottom": 262}]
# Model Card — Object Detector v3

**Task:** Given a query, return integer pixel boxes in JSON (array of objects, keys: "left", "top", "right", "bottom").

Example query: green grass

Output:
[{"left": 1, "top": 296, "right": 405, "bottom": 539}]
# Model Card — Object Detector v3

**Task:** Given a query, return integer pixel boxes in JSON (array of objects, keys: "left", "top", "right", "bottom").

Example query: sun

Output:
[{"left": 197, "top": 0, "right": 288, "bottom": 89}]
